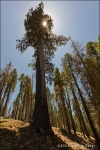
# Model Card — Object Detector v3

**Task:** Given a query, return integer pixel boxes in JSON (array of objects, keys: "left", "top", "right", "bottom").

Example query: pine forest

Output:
[{"left": 0, "top": 2, "right": 100, "bottom": 150}]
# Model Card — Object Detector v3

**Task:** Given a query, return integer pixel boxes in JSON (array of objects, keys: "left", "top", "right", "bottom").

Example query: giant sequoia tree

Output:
[{"left": 16, "top": 2, "right": 69, "bottom": 134}]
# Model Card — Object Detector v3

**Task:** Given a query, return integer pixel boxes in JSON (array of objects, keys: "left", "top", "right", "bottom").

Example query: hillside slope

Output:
[{"left": 0, "top": 118, "right": 96, "bottom": 150}]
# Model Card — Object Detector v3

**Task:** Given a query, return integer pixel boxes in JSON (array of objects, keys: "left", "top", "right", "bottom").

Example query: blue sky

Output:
[{"left": 1, "top": 1, "right": 99, "bottom": 99}]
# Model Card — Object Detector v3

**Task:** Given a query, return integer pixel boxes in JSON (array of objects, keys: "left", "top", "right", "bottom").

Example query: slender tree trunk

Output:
[
  {"left": 18, "top": 106, "right": 22, "bottom": 120},
  {"left": 59, "top": 91, "right": 71, "bottom": 132},
  {"left": 2, "top": 88, "right": 10, "bottom": 117},
  {"left": 29, "top": 75, "right": 34, "bottom": 121},
  {"left": 77, "top": 112, "right": 86, "bottom": 137},
  {"left": 51, "top": 105, "right": 54, "bottom": 126},
  {"left": 15, "top": 105, "right": 18, "bottom": 119},
  {"left": 1, "top": 62, "right": 12, "bottom": 95},
  {"left": 0, "top": 86, "right": 9, "bottom": 113},
  {"left": 29, "top": 95, "right": 34, "bottom": 122},
  {"left": 70, "top": 82, "right": 90, "bottom": 137},
  {"left": 32, "top": 39, "right": 52, "bottom": 135},
  {"left": 24, "top": 102, "right": 27, "bottom": 120},
  {"left": 68, "top": 58, "right": 100, "bottom": 149},
  {"left": 66, "top": 89, "right": 77, "bottom": 135},
  {"left": 71, "top": 39, "right": 99, "bottom": 104},
  {"left": 21, "top": 94, "right": 26, "bottom": 120}
]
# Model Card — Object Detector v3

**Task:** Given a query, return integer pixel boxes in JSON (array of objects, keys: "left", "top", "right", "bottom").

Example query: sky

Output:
[{"left": 1, "top": 1, "right": 99, "bottom": 102}]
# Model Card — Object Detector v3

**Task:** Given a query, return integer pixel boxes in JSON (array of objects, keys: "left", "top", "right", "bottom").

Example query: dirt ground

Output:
[{"left": 0, "top": 117, "right": 97, "bottom": 150}]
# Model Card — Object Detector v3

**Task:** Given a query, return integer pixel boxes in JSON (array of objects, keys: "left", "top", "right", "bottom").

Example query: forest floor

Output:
[{"left": 0, "top": 117, "right": 97, "bottom": 150}]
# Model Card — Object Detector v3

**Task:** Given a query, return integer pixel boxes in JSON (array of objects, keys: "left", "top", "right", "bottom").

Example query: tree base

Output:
[
  {"left": 30, "top": 122, "right": 54, "bottom": 136},
  {"left": 36, "top": 127, "right": 54, "bottom": 136}
]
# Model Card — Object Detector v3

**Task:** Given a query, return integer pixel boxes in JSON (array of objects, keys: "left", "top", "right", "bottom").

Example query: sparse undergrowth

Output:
[{"left": 0, "top": 118, "right": 97, "bottom": 150}]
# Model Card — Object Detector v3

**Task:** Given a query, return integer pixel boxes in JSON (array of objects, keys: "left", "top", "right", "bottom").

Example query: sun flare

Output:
[{"left": 42, "top": 21, "right": 47, "bottom": 27}]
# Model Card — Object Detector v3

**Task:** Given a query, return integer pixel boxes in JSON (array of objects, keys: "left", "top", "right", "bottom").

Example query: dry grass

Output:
[{"left": 0, "top": 117, "right": 97, "bottom": 150}]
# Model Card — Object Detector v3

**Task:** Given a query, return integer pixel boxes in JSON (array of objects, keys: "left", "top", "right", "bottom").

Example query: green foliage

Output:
[
  {"left": 54, "top": 68, "right": 65, "bottom": 87},
  {"left": 61, "top": 36, "right": 100, "bottom": 142},
  {"left": 16, "top": 2, "right": 69, "bottom": 85},
  {"left": 11, "top": 74, "right": 34, "bottom": 121},
  {"left": 94, "top": 35, "right": 100, "bottom": 56},
  {"left": 0, "top": 62, "right": 18, "bottom": 117},
  {"left": 86, "top": 36, "right": 100, "bottom": 67}
]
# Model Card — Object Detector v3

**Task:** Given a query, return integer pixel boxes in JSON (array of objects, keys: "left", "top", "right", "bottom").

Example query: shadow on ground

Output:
[
  {"left": 60, "top": 129, "right": 97, "bottom": 150},
  {"left": 0, "top": 125, "right": 71, "bottom": 150},
  {"left": 0, "top": 120, "right": 8, "bottom": 123}
]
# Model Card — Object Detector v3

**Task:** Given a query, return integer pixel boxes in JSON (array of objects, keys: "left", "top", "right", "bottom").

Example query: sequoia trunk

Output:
[{"left": 32, "top": 39, "right": 52, "bottom": 135}]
